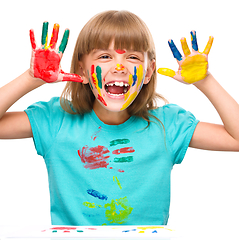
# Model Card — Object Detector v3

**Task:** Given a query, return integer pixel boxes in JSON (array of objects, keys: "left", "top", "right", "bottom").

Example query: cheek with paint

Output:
[
  {"left": 90, "top": 65, "right": 107, "bottom": 106},
  {"left": 121, "top": 65, "right": 145, "bottom": 110}
]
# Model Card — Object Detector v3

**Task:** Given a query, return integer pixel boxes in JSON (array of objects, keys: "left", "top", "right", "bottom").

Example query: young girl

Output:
[{"left": 0, "top": 10, "right": 239, "bottom": 226}]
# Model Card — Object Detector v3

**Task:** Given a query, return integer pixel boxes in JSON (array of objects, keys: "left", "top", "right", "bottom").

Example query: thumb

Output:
[
  {"left": 157, "top": 68, "right": 176, "bottom": 78},
  {"left": 60, "top": 70, "right": 83, "bottom": 83}
]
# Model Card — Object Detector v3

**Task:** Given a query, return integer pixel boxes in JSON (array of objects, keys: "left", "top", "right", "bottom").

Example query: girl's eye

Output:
[
  {"left": 99, "top": 55, "right": 111, "bottom": 59},
  {"left": 129, "top": 55, "right": 140, "bottom": 60}
]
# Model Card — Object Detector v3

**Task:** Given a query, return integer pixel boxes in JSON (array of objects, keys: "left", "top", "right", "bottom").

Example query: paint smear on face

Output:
[
  {"left": 98, "top": 94, "right": 107, "bottom": 106},
  {"left": 96, "top": 66, "right": 102, "bottom": 89},
  {"left": 91, "top": 65, "right": 101, "bottom": 95},
  {"left": 115, "top": 49, "right": 126, "bottom": 54},
  {"left": 115, "top": 64, "right": 125, "bottom": 71},
  {"left": 78, "top": 145, "right": 110, "bottom": 169}
]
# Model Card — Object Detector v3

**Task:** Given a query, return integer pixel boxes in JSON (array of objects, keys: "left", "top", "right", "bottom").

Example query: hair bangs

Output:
[{"left": 78, "top": 11, "right": 152, "bottom": 58}]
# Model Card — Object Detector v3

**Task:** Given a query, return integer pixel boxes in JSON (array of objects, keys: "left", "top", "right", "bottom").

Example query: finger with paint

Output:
[
  {"left": 168, "top": 40, "right": 182, "bottom": 61},
  {"left": 29, "top": 22, "right": 83, "bottom": 83},
  {"left": 190, "top": 30, "right": 198, "bottom": 51}
]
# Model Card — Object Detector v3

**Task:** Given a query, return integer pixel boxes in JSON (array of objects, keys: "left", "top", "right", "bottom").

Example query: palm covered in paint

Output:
[
  {"left": 158, "top": 31, "right": 214, "bottom": 84},
  {"left": 29, "top": 22, "right": 83, "bottom": 83}
]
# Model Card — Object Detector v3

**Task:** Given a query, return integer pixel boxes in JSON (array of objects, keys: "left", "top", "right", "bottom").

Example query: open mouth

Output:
[{"left": 105, "top": 82, "right": 130, "bottom": 96}]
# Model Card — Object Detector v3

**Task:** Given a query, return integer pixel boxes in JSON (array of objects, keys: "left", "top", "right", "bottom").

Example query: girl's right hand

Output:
[{"left": 29, "top": 22, "right": 83, "bottom": 83}]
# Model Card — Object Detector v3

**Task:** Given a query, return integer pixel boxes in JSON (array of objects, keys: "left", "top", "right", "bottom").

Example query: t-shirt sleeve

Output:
[
  {"left": 24, "top": 97, "right": 65, "bottom": 157},
  {"left": 163, "top": 104, "right": 199, "bottom": 165}
]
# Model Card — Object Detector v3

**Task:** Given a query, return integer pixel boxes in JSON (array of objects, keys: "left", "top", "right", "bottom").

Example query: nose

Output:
[{"left": 112, "top": 63, "right": 128, "bottom": 74}]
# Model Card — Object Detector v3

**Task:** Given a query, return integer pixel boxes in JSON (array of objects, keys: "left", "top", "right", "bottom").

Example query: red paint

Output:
[
  {"left": 63, "top": 231, "right": 70, "bottom": 233},
  {"left": 87, "top": 228, "right": 97, "bottom": 230},
  {"left": 98, "top": 94, "right": 107, "bottom": 106},
  {"left": 61, "top": 70, "right": 83, "bottom": 82},
  {"left": 115, "top": 49, "right": 126, "bottom": 54},
  {"left": 78, "top": 145, "right": 110, "bottom": 169},
  {"left": 112, "top": 147, "right": 135, "bottom": 155},
  {"left": 49, "top": 24, "right": 59, "bottom": 49},
  {"left": 118, "top": 169, "right": 125, "bottom": 172},
  {"left": 50, "top": 227, "right": 77, "bottom": 230},
  {"left": 33, "top": 49, "right": 61, "bottom": 83},
  {"left": 91, "top": 126, "right": 102, "bottom": 141},
  {"left": 29, "top": 29, "right": 36, "bottom": 50},
  {"left": 32, "top": 49, "right": 83, "bottom": 83}
]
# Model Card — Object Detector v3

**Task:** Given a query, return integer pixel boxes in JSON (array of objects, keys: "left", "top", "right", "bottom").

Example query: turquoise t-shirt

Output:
[{"left": 25, "top": 97, "right": 199, "bottom": 226}]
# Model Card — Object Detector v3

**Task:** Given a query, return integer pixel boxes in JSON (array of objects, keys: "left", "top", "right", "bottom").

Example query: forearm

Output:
[
  {"left": 0, "top": 70, "right": 45, "bottom": 119},
  {"left": 194, "top": 74, "right": 239, "bottom": 141}
]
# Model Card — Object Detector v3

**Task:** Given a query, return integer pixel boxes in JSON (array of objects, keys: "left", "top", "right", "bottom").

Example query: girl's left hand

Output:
[{"left": 158, "top": 31, "right": 214, "bottom": 84}]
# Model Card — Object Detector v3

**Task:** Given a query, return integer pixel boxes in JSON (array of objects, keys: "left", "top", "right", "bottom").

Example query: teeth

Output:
[{"left": 106, "top": 82, "right": 129, "bottom": 87}]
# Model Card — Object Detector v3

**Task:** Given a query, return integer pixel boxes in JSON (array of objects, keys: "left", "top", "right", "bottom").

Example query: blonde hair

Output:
[{"left": 61, "top": 10, "right": 167, "bottom": 126}]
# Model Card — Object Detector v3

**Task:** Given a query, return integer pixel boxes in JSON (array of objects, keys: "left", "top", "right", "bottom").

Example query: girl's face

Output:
[{"left": 80, "top": 41, "right": 154, "bottom": 112}]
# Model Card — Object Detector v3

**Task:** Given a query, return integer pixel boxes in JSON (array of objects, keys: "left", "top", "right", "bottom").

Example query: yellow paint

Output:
[
  {"left": 137, "top": 226, "right": 173, "bottom": 231},
  {"left": 139, "top": 231, "right": 144, "bottom": 233},
  {"left": 113, "top": 176, "right": 122, "bottom": 190},
  {"left": 92, "top": 73, "right": 101, "bottom": 96},
  {"left": 128, "top": 74, "right": 133, "bottom": 86},
  {"left": 136, "top": 65, "right": 144, "bottom": 88},
  {"left": 181, "top": 54, "right": 208, "bottom": 83},
  {"left": 83, "top": 201, "right": 102, "bottom": 209},
  {"left": 115, "top": 64, "right": 125, "bottom": 71},
  {"left": 44, "top": 34, "right": 49, "bottom": 50},
  {"left": 203, "top": 36, "right": 214, "bottom": 55},
  {"left": 104, "top": 197, "right": 133, "bottom": 224},
  {"left": 121, "top": 92, "right": 137, "bottom": 110},
  {"left": 157, "top": 68, "right": 176, "bottom": 78},
  {"left": 180, "top": 37, "right": 191, "bottom": 56}
]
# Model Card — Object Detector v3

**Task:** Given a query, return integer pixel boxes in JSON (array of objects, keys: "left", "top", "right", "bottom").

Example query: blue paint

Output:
[
  {"left": 87, "top": 189, "right": 108, "bottom": 200},
  {"left": 168, "top": 40, "right": 182, "bottom": 61},
  {"left": 132, "top": 66, "right": 137, "bottom": 86},
  {"left": 152, "top": 230, "right": 158, "bottom": 233},
  {"left": 190, "top": 31, "right": 198, "bottom": 51}
]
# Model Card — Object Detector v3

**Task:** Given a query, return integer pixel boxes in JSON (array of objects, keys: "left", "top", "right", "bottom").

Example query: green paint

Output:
[
  {"left": 113, "top": 176, "right": 122, "bottom": 189},
  {"left": 59, "top": 29, "right": 69, "bottom": 53},
  {"left": 87, "top": 70, "right": 94, "bottom": 89},
  {"left": 104, "top": 197, "right": 133, "bottom": 224},
  {"left": 114, "top": 156, "right": 133, "bottom": 163},
  {"left": 41, "top": 22, "right": 49, "bottom": 48},
  {"left": 83, "top": 201, "right": 102, "bottom": 209},
  {"left": 96, "top": 66, "right": 102, "bottom": 89},
  {"left": 110, "top": 139, "right": 130, "bottom": 147},
  {"left": 52, "top": 230, "right": 57, "bottom": 233},
  {"left": 77, "top": 230, "right": 84, "bottom": 232}
]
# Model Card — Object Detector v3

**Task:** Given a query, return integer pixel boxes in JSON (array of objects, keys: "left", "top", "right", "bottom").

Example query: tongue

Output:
[{"left": 107, "top": 85, "right": 124, "bottom": 94}]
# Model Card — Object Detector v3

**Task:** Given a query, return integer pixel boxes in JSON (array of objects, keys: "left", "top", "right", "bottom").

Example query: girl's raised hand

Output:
[
  {"left": 158, "top": 31, "right": 214, "bottom": 84},
  {"left": 29, "top": 22, "right": 83, "bottom": 83}
]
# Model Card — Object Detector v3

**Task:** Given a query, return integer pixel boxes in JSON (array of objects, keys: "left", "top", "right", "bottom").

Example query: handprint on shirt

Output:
[
  {"left": 158, "top": 30, "right": 214, "bottom": 84},
  {"left": 78, "top": 139, "right": 135, "bottom": 172},
  {"left": 29, "top": 22, "right": 83, "bottom": 83}
]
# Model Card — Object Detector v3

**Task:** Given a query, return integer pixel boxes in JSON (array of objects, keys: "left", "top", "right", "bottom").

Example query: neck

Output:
[{"left": 93, "top": 101, "right": 130, "bottom": 125}]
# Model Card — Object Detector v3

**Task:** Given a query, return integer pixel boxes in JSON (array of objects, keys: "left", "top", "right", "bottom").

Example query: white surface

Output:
[
  {"left": 1, "top": 1, "right": 239, "bottom": 240},
  {"left": 0, "top": 225, "right": 182, "bottom": 239}
]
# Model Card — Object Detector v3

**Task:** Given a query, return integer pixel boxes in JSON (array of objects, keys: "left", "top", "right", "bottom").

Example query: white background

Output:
[{"left": 0, "top": 0, "right": 239, "bottom": 239}]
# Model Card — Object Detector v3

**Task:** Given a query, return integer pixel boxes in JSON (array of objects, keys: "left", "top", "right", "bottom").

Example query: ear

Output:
[
  {"left": 143, "top": 59, "right": 156, "bottom": 84},
  {"left": 78, "top": 61, "right": 89, "bottom": 84}
]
